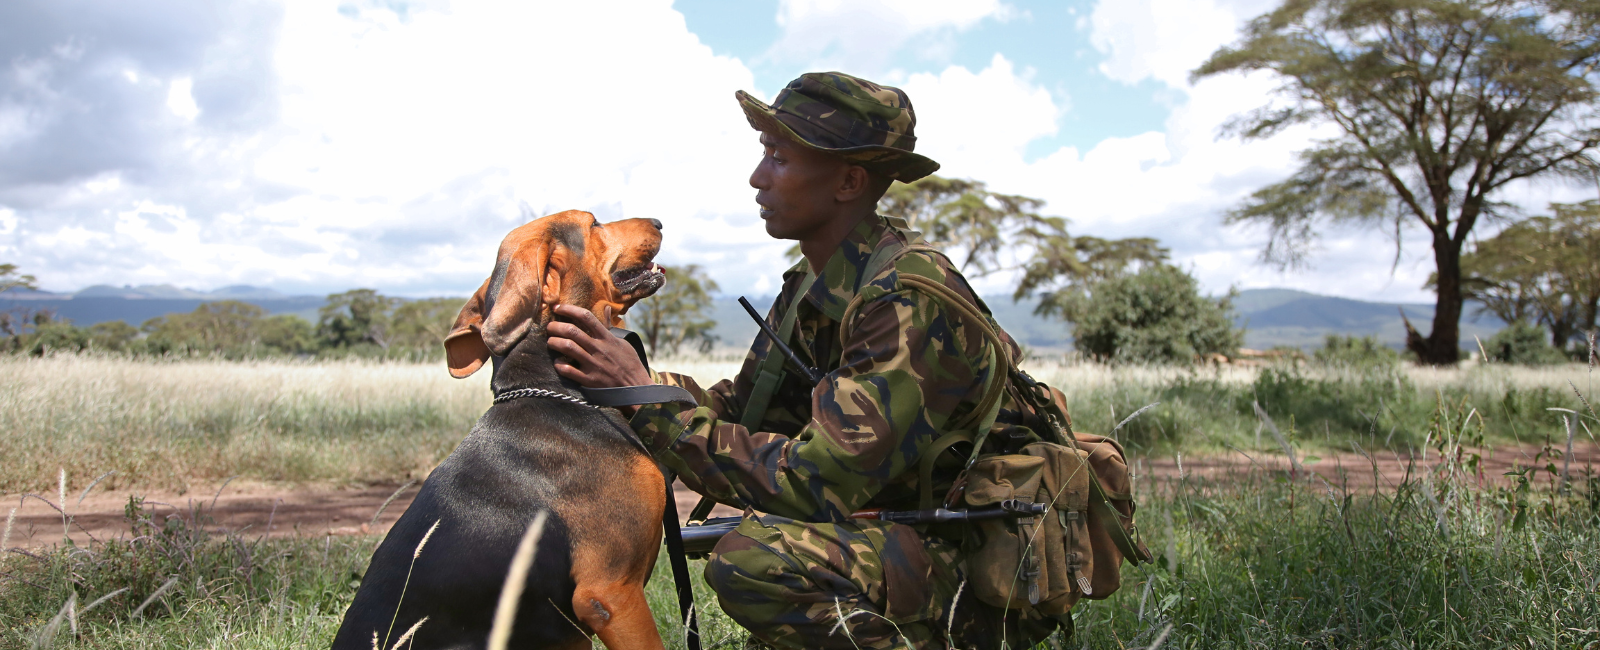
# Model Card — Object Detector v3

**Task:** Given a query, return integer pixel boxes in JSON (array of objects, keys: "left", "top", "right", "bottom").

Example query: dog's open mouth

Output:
[{"left": 612, "top": 262, "right": 667, "bottom": 298}]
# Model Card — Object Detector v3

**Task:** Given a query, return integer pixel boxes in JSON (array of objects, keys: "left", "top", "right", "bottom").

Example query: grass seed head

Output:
[{"left": 414, "top": 519, "right": 440, "bottom": 560}]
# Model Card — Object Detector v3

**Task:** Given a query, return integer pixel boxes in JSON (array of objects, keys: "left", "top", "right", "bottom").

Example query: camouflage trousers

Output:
[{"left": 704, "top": 513, "right": 1058, "bottom": 650}]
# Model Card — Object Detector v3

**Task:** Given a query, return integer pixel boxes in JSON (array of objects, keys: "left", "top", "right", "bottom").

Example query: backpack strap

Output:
[{"left": 842, "top": 222, "right": 1015, "bottom": 510}]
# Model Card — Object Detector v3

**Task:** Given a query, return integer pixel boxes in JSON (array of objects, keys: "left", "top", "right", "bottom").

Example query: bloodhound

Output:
[{"left": 333, "top": 210, "right": 670, "bottom": 650}]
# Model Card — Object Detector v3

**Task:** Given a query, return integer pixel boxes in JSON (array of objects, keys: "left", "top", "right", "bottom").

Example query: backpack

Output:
[{"left": 839, "top": 217, "right": 1153, "bottom": 616}]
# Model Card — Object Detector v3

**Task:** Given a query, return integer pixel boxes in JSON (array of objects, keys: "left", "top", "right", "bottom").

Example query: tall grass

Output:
[
  {"left": 0, "top": 497, "right": 377, "bottom": 649},
  {"left": 7, "top": 460, "right": 1594, "bottom": 648},
  {"left": 1027, "top": 359, "right": 1596, "bottom": 454},
  {"left": 3, "top": 354, "right": 1594, "bottom": 493},
  {"left": 1068, "top": 399, "right": 1600, "bottom": 649},
  {"left": 0, "top": 355, "right": 490, "bottom": 493}
]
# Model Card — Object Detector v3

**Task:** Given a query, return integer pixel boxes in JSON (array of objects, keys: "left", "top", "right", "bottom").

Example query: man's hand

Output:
[{"left": 547, "top": 305, "right": 654, "bottom": 416}]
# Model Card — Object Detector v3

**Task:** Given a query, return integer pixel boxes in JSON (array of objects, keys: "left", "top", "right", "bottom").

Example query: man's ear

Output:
[
  {"left": 835, "top": 164, "right": 871, "bottom": 202},
  {"left": 444, "top": 278, "right": 492, "bottom": 378}
]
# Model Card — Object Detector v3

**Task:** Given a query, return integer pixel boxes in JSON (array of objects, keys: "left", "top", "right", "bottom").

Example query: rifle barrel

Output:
[
  {"left": 738, "top": 297, "right": 822, "bottom": 385},
  {"left": 676, "top": 502, "right": 1051, "bottom": 554}
]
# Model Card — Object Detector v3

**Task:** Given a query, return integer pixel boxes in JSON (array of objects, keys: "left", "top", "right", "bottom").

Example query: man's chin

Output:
[{"left": 762, "top": 219, "right": 795, "bottom": 241}]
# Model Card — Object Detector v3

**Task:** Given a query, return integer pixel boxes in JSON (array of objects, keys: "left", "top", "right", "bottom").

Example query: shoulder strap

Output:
[
  {"left": 844, "top": 225, "right": 1017, "bottom": 509},
  {"left": 739, "top": 270, "right": 814, "bottom": 432}
]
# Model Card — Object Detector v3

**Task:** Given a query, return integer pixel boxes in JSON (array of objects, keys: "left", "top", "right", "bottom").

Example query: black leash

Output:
[
  {"left": 659, "top": 473, "right": 703, "bottom": 650},
  {"left": 599, "top": 328, "right": 702, "bottom": 649}
]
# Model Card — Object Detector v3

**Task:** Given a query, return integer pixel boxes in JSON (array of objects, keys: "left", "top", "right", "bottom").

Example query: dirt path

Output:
[{"left": 5, "top": 443, "right": 1595, "bottom": 550}]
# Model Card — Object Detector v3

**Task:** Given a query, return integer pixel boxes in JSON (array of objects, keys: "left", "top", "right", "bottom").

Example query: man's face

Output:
[{"left": 749, "top": 131, "right": 852, "bottom": 241}]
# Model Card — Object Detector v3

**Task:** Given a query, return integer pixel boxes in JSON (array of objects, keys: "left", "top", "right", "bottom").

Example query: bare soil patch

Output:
[{"left": 6, "top": 442, "right": 1594, "bottom": 549}]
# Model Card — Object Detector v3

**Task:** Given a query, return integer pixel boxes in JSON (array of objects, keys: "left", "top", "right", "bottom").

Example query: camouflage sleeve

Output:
[
  {"left": 648, "top": 370, "right": 737, "bottom": 418},
  {"left": 629, "top": 289, "right": 993, "bottom": 522}
]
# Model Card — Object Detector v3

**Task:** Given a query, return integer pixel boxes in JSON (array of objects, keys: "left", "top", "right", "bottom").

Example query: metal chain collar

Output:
[{"left": 492, "top": 387, "right": 598, "bottom": 409}]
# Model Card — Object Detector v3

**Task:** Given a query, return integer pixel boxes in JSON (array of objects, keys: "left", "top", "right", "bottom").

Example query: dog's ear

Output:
[
  {"left": 443, "top": 225, "right": 576, "bottom": 379},
  {"left": 444, "top": 278, "right": 493, "bottom": 378}
]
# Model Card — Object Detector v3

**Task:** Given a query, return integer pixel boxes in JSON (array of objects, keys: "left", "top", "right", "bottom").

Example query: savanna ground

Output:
[{"left": 1, "top": 354, "right": 1598, "bottom": 648}]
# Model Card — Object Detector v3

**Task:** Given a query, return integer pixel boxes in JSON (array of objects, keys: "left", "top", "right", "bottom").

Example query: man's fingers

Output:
[
  {"left": 546, "top": 335, "right": 595, "bottom": 366},
  {"left": 553, "top": 361, "right": 589, "bottom": 384},
  {"left": 545, "top": 321, "right": 602, "bottom": 354},
  {"left": 555, "top": 304, "right": 612, "bottom": 339}
]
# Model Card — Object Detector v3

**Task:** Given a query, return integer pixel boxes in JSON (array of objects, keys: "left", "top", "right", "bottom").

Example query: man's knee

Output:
[{"left": 700, "top": 514, "right": 957, "bottom": 649}]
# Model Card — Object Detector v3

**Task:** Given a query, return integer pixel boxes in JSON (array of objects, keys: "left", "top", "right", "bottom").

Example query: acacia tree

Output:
[
  {"left": 1454, "top": 199, "right": 1600, "bottom": 347},
  {"left": 631, "top": 264, "right": 719, "bottom": 357},
  {"left": 786, "top": 175, "right": 1067, "bottom": 273},
  {"left": 1012, "top": 227, "right": 1169, "bottom": 317},
  {"left": 1196, "top": 0, "right": 1600, "bottom": 364},
  {"left": 0, "top": 264, "right": 40, "bottom": 337}
]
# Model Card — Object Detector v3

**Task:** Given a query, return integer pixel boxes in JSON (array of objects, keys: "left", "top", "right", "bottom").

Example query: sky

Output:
[{"left": 0, "top": 0, "right": 1593, "bottom": 302}]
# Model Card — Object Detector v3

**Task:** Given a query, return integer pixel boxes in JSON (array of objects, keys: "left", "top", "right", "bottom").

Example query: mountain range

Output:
[{"left": 2, "top": 284, "right": 1508, "bottom": 352}]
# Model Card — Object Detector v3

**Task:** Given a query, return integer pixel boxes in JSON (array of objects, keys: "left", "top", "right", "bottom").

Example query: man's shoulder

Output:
[{"left": 856, "top": 239, "right": 968, "bottom": 307}]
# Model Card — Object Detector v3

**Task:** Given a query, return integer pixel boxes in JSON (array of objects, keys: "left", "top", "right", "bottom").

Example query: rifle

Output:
[
  {"left": 738, "top": 296, "right": 822, "bottom": 386},
  {"left": 678, "top": 500, "right": 1049, "bottom": 556}
]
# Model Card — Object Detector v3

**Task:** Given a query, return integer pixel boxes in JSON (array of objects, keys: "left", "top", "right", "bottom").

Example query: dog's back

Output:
[{"left": 333, "top": 397, "right": 664, "bottom": 650}]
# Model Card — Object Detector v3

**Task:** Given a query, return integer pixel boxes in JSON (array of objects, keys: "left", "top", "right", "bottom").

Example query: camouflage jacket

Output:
[{"left": 629, "top": 215, "right": 1025, "bottom": 523}]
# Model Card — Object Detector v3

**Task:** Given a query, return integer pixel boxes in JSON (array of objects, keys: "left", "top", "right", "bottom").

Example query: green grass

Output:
[
  {"left": 1031, "top": 359, "right": 1597, "bottom": 456},
  {"left": 6, "top": 461, "right": 1597, "bottom": 648}
]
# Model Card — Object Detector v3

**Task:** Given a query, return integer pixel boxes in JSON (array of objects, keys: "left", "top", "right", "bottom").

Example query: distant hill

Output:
[
  {"left": 708, "top": 289, "right": 1507, "bottom": 354},
  {"left": 4, "top": 284, "right": 1509, "bottom": 353},
  {"left": 1, "top": 285, "right": 324, "bottom": 325}
]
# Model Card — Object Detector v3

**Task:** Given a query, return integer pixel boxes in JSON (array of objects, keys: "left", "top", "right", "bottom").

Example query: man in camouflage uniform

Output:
[{"left": 548, "top": 72, "right": 1054, "bottom": 649}]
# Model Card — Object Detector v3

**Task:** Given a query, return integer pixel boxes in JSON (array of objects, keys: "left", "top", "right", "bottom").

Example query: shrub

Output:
[
  {"left": 1069, "top": 265, "right": 1242, "bottom": 364},
  {"left": 1313, "top": 333, "right": 1400, "bottom": 367},
  {"left": 1483, "top": 321, "right": 1567, "bottom": 365}
]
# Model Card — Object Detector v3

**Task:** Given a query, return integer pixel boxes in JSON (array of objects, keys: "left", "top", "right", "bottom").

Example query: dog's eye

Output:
[{"left": 591, "top": 221, "right": 601, "bottom": 229}]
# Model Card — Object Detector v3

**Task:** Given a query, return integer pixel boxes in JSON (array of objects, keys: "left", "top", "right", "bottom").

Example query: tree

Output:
[
  {"left": 318, "top": 289, "right": 398, "bottom": 350},
  {"left": 1066, "top": 264, "right": 1243, "bottom": 363},
  {"left": 87, "top": 321, "right": 141, "bottom": 352},
  {"left": 1452, "top": 200, "right": 1600, "bottom": 349},
  {"left": 390, "top": 298, "right": 464, "bottom": 353},
  {"left": 786, "top": 175, "right": 1070, "bottom": 272},
  {"left": 1013, "top": 231, "right": 1170, "bottom": 318},
  {"left": 1195, "top": 0, "right": 1600, "bottom": 365},
  {"left": 143, "top": 301, "right": 267, "bottom": 355},
  {"left": 257, "top": 314, "right": 317, "bottom": 355},
  {"left": 631, "top": 264, "right": 719, "bottom": 357},
  {"left": 0, "top": 264, "right": 41, "bottom": 338},
  {"left": 0, "top": 263, "right": 36, "bottom": 293}
]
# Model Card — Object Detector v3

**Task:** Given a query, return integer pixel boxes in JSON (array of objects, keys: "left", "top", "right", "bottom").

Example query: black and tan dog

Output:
[{"left": 333, "top": 210, "right": 670, "bottom": 650}]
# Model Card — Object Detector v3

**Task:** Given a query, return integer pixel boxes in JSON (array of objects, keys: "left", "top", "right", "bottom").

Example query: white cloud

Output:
[
  {"left": 764, "top": 0, "right": 1014, "bottom": 73},
  {"left": 165, "top": 77, "right": 199, "bottom": 121},
  {"left": 3, "top": 0, "right": 1589, "bottom": 308},
  {"left": 1089, "top": 0, "right": 1240, "bottom": 87},
  {"left": 2, "top": 0, "right": 785, "bottom": 296}
]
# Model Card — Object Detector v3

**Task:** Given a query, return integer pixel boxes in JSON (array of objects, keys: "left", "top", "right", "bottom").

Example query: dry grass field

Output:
[
  {"left": 2, "top": 353, "right": 1597, "bottom": 648},
  {"left": 4, "top": 353, "right": 1593, "bottom": 494}
]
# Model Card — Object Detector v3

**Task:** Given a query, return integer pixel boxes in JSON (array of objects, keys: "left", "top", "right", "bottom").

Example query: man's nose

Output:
[{"left": 647, "top": 218, "right": 663, "bottom": 230}]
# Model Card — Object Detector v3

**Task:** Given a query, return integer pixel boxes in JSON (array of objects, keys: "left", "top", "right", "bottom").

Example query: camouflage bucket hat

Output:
[{"left": 737, "top": 72, "right": 940, "bottom": 182}]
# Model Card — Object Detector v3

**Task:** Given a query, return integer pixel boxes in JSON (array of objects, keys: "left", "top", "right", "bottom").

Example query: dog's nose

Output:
[{"left": 648, "top": 218, "right": 663, "bottom": 230}]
